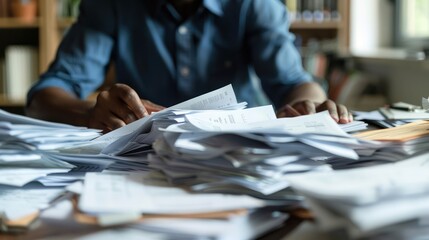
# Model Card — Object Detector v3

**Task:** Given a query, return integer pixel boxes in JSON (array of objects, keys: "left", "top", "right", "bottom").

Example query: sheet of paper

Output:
[
  {"left": 0, "top": 168, "right": 70, "bottom": 187},
  {"left": 167, "top": 111, "right": 348, "bottom": 137},
  {"left": 0, "top": 109, "right": 78, "bottom": 128},
  {"left": 169, "top": 84, "right": 238, "bottom": 110},
  {"left": 422, "top": 97, "right": 429, "bottom": 110},
  {"left": 95, "top": 84, "right": 243, "bottom": 144},
  {"left": 184, "top": 105, "right": 276, "bottom": 131},
  {"left": 0, "top": 188, "right": 64, "bottom": 220},
  {"left": 79, "top": 172, "right": 264, "bottom": 214},
  {"left": 339, "top": 121, "right": 368, "bottom": 133},
  {"left": 286, "top": 152, "right": 429, "bottom": 205},
  {"left": 379, "top": 107, "right": 429, "bottom": 120},
  {"left": 353, "top": 110, "right": 386, "bottom": 121}
]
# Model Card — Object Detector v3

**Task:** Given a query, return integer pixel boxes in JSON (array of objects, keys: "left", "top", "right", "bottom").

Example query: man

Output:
[{"left": 26, "top": 0, "right": 352, "bottom": 133}]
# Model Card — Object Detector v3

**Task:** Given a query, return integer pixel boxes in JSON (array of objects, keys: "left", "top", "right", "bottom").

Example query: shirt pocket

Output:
[{"left": 204, "top": 48, "right": 240, "bottom": 79}]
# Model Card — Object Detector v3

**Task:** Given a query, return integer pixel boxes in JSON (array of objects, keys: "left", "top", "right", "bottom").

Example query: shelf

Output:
[
  {"left": 0, "top": 95, "right": 25, "bottom": 107},
  {"left": 347, "top": 48, "right": 427, "bottom": 61},
  {"left": 290, "top": 21, "right": 342, "bottom": 30},
  {"left": 57, "top": 17, "right": 76, "bottom": 29},
  {"left": 0, "top": 18, "right": 40, "bottom": 29}
]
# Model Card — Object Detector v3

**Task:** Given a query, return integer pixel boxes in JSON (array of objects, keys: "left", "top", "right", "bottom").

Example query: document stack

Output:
[
  {"left": 323, "top": 120, "right": 429, "bottom": 170},
  {"left": 93, "top": 84, "right": 247, "bottom": 156},
  {"left": 286, "top": 152, "right": 429, "bottom": 239},
  {"left": 148, "top": 107, "right": 366, "bottom": 200},
  {"left": 74, "top": 172, "right": 288, "bottom": 239},
  {"left": 0, "top": 109, "right": 106, "bottom": 230},
  {"left": 0, "top": 108, "right": 105, "bottom": 187},
  {"left": 0, "top": 108, "right": 101, "bottom": 151}
]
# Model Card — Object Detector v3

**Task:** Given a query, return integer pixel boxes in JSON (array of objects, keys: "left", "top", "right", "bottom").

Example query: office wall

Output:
[
  {"left": 355, "top": 58, "right": 429, "bottom": 106},
  {"left": 349, "top": 0, "right": 429, "bottom": 107},
  {"left": 350, "top": 0, "right": 393, "bottom": 54}
]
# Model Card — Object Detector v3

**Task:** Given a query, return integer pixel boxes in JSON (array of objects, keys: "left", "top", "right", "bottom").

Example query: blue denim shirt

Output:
[{"left": 28, "top": 0, "right": 312, "bottom": 108}]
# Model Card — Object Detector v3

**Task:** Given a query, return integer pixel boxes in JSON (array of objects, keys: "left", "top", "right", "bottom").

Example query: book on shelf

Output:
[
  {"left": 313, "top": 0, "right": 324, "bottom": 22},
  {"left": 329, "top": 0, "right": 340, "bottom": 21},
  {"left": 0, "top": 0, "right": 8, "bottom": 17},
  {"left": 57, "top": 0, "right": 81, "bottom": 18},
  {"left": 301, "top": 0, "right": 314, "bottom": 22},
  {"left": 285, "top": 0, "right": 340, "bottom": 23},
  {"left": 5, "top": 45, "right": 39, "bottom": 102}
]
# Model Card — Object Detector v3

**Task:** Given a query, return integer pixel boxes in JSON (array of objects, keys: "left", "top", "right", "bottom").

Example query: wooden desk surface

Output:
[{"left": 1, "top": 200, "right": 310, "bottom": 240}]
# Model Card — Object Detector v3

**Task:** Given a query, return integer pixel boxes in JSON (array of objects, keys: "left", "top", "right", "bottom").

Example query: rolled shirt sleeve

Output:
[
  {"left": 244, "top": 0, "right": 313, "bottom": 108},
  {"left": 27, "top": 0, "right": 115, "bottom": 103}
]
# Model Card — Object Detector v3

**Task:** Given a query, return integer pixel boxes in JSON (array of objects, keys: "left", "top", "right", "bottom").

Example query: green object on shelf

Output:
[{"left": 68, "top": 0, "right": 80, "bottom": 17}]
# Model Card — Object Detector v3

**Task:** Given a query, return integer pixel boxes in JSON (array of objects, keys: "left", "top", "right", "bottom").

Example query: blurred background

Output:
[{"left": 0, "top": 0, "right": 428, "bottom": 114}]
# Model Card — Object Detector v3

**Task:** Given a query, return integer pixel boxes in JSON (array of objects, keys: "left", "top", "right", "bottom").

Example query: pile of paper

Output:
[
  {"left": 0, "top": 109, "right": 109, "bottom": 188},
  {"left": 94, "top": 84, "right": 367, "bottom": 158},
  {"left": 286, "top": 152, "right": 429, "bottom": 238},
  {"left": 64, "top": 208, "right": 288, "bottom": 239},
  {"left": 92, "top": 85, "right": 247, "bottom": 156},
  {"left": 353, "top": 121, "right": 429, "bottom": 159},
  {"left": 74, "top": 171, "right": 287, "bottom": 239},
  {"left": 0, "top": 109, "right": 101, "bottom": 151},
  {"left": 321, "top": 120, "right": 429, "bottom": 170},
  {"left": 147, "top": 107, "right": 368, "bottom": 199}
]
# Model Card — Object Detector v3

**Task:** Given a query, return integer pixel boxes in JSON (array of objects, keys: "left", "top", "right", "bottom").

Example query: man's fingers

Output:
[
  {"left": 277, "top": 105, "right": 301, "bottom": 118},
  {"left": 337, "top": 104, "right": 351, "bottom": 123},
  {"left": 142, "top": 99, "right": 166, "bottom": 114},
  {"left": 278, "top": 99, "right": 353, "bottom": 124},
  {"left": 317, "top": 100, "right": 339, "bottom": 122},
  {"left": 113, "top": 84, "right": 148, "bottom": 118},
  {"left": 300, "top": 100, "right": 316, "bottom": 115}
]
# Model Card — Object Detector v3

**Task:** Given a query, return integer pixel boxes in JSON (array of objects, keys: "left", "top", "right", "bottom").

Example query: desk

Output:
[
  {"left": 0, "top": 119, "right": 392, "bottom": 239},
  {"left": 1, "top": 200, "right": 310, "bottom": 240}
]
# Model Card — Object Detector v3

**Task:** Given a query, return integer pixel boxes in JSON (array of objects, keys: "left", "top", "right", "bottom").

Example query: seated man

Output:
[{"left": 26, "top": 0, "right": 352, "bottom": 133}]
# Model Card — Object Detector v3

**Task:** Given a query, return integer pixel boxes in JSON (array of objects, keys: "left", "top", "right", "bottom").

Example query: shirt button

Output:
[
  {"left": 178, "top": 26, "right": 188, "bottom": 35},
  {"left": 180, "top": 67, "right": 190, "bottom": 77}
]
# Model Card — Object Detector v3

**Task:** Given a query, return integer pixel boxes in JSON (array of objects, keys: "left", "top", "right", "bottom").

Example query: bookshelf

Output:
[
  {"left": 0, "top": 0, "right": 69, "bottom": 109},
  {"left": 286, "top": 0, "right": 350, "bottom": 52}
]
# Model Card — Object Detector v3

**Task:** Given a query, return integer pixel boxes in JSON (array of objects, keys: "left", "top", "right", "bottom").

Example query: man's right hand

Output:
[{"left": 89, "top": 83, "right": 165, "bottom": 132}]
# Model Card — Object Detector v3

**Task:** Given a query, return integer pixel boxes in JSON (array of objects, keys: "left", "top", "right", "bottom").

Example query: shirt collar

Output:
[{"left": 149, "top": 0, "right": 224, "bottom": 17}]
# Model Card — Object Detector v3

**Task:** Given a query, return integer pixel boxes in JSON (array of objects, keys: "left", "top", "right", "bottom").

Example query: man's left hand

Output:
[{"left": 276, "top": 99, "right": 353, "bottom": 123}]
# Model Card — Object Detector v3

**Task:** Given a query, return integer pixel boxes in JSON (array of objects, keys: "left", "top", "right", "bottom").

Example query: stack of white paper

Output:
[
  {"left": 50, "top": 208, "right": 287, "bottom": 240},
  {"left": 0, "top": 109, "right": 101, "bottom": 151},
  {"left": 95, "top": 85, "right": 247, "bottom": 156},
  {"left": 286, "top": 152, "right": 429, "bottom": 237},
  {"left": 339, "top": 121, "right": 429, "bottom": 167},
  {"left": 79, "top": 172, "right": 266, "bottom": 216},
  {"left": 75, "top": 172, "right": 289, "bottom": 239},
  {"left": 0, "top": 110, "right": 114, "bottom": 187},
  {"left": 0, "top": 188, "right": 64, "bottom": 221},
  {"left": 147, "top": 110, "right": 368, "bottom": 198}
]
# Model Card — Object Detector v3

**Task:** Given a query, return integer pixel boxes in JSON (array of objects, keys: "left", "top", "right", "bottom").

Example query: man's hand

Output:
[
  {"left": 89, "top": 83, "right": 165, "bottom": 132},
  {"left": 276, "top": 99, "right": 353, "bottom": 123}
]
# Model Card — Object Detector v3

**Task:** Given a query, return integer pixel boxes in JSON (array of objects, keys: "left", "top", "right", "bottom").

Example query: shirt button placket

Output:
[{"left": 176, "top": 24, "right": 195, "bottom": 98}]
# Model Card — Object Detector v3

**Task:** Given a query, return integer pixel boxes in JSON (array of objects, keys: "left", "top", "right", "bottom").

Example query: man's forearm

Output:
[
  {"left": 283, "top": 82, "right": 327, "bottom": 106},
  {"left": 26, "top": 87, "right": 95, "bottom": 127}
]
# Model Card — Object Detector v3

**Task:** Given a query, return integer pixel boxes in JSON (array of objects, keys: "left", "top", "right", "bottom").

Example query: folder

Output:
[
  {"left": 378, "top": 107, "right": 429, "bottom": 120},
  {"left": 354, "top": 120, "right": 429, "bottom": 142},
  {"left": 71, "top": 196, "right": 248, "bottom": 226},
  {"left": 1, "top": 210, "right": 40, "bottom": 233}
]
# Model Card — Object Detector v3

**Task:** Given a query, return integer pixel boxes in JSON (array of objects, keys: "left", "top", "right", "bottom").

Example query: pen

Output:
[
  {"left": 389, "top": 106, "right": 426, "bottom": 112},
  {"left": 389, "top": 106, "right": 415, "bottom": 112}
]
